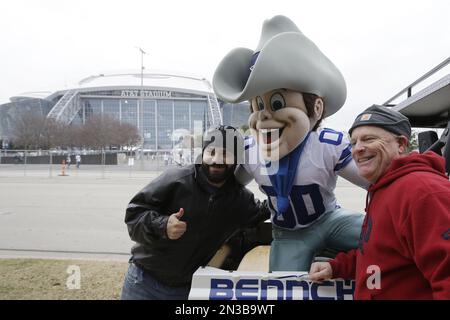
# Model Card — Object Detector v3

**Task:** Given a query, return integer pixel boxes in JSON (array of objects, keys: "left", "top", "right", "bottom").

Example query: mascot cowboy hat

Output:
[{"left": 213, "top": 15, "right": 346, "bottom": 117}]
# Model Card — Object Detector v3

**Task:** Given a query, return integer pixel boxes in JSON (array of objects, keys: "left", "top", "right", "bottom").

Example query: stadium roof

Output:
[
  {"left": 74, "top": 71, "right": 214, "bottom": 95},
  {"left": 4, "top": 70, "right": 215, "bottom": 104},
  {"left": 9, "top": 91, "right": 54, "bottom": 102}
]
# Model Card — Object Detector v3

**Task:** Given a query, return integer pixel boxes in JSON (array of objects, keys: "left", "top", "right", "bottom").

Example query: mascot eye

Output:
[
  {"left": 270, "top": 93, "right": 286, "bottom": 111},
  {"left": 256, "top": 96, "right": 265, "bottom": 111}
]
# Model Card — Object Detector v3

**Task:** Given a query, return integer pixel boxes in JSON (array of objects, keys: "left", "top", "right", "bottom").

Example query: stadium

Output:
[{"left": 0, "top": 71, "right": 250, "bottom": 150}]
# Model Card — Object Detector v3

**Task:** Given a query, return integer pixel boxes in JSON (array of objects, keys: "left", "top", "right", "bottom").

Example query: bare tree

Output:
[
  {"left": 81, "top": 114, "right": 137, "bottom": 150},
  {"left": 81, "top": 116, "right": 106, "bottom": 149},
  {"left": 59, "top": 124, "right": 84, "bottom": 149},
  {"left": 408, "top": 130, "right": 419, "bottom": 152},
  {"left": 40, "top": 118, "right": 65, "bottom": 149},
  {"left": 115, "top": 122, "right": 141, "bottom": 151},
  {"left": 11, "top": 113, "right": 46, "bottom": 149},
  {"left": 11, "top": 112, "right": 141, "bottom": 151}
]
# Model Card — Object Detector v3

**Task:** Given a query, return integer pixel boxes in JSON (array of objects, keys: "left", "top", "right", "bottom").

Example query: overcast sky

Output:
[{"left": 1, "top": 0, "right": 449, "bottom": 130}]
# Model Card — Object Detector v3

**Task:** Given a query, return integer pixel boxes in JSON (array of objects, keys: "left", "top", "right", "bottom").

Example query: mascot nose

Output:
[{"left": 259, "top": 109, "right": 272, "bottom": 121}]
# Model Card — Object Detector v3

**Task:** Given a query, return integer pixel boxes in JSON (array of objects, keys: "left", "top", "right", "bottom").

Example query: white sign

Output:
[
  {"left": 121, "top": 90, "right": 172, "bottom": 98},
  {"left": 189, "top": 267, "right": 355, "bottom": 300}
]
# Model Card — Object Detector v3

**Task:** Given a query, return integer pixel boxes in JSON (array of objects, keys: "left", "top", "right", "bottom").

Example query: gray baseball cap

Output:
[{"left": 349, "top": 105, "right": 411, "bottom": 138}]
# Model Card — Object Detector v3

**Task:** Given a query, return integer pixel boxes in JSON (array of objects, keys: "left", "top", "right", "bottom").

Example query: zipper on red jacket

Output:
[
  {"left": 357, "top": 190, "right": 373, "bottom": 254},
  {"left": 365, "top": 188, "right": 372, "bottom": 213}
]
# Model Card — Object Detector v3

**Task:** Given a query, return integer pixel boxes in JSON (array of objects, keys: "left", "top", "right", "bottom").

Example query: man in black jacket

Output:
[{"left": 121, "top": 126, "right": 270, "bottom": 300}]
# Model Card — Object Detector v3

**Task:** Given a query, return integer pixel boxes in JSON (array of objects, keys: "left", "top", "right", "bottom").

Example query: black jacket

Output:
[{"left": 125, "top": 164, "right": 270, "bottom": 286}]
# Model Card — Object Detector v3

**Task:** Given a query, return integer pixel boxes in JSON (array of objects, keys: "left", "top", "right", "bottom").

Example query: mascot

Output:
[{"left": 213, "top": 15, "right": 368, "bottom": 271}]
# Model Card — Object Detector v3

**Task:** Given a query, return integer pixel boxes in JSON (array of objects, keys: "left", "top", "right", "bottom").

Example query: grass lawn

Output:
[{"left": 0, "top": 258, "right": 128, "bottom": 300}]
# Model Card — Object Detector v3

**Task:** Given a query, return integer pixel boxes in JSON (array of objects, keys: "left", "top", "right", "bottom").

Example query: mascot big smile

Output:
[{"left": 213, "top": 15, "right": 368, "bottom": 271}]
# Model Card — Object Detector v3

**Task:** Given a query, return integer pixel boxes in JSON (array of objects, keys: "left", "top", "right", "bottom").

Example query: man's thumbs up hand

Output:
[
  {"left": 167, "top": 208, "right": 187, "bottom": 240},
  {"left": 174, "top": 208, "right": 184, "bottom": 219}
]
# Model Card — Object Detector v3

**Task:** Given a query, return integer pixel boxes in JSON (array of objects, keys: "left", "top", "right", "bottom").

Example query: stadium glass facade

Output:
[
  {"left": 221, "top": 102, "right": 251, "bottom": 129},
  {"left": 0, "top": 97, "right": 54, "bottom": 148},
  {"left": 70, "top": 90, "right": 211, "bottom": 150}
]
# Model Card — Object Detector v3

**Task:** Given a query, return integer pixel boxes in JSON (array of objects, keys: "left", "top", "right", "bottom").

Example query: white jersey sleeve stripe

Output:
[
  {"left": 338, "top": 143, "right": 352, "bottom": 161},
  {"left": 334, "top": 143, "right": 353, "bottom": 171}
]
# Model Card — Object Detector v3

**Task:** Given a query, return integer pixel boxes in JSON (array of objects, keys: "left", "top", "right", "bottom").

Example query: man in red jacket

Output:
[{"left": 309, "top": 105, "right": 450, "bottom": 299}]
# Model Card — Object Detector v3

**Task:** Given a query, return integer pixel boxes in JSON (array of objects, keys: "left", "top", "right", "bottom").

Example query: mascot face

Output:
[{"left": 249, "top": 89, "right": 322, "bottom": 161}]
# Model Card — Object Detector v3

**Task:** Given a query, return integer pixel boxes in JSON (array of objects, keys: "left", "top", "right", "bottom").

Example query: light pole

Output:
[{"left": 136, "top": 47, "right": 146, "bottom": 162}]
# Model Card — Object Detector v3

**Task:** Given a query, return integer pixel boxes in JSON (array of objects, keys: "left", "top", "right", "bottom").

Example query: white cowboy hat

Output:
[{"left": 213, "top": 15, "right": 347, "bottom": 118}]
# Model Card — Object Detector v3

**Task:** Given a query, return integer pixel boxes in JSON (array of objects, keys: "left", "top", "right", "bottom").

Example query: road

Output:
[{"left": 0, "top": 165, "right": 366, "bottom": 261}]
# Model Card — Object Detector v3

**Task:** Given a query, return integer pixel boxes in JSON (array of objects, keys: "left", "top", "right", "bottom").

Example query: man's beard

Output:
[{"left": 201, "top": 163, "right": 235, "bottom": 184}]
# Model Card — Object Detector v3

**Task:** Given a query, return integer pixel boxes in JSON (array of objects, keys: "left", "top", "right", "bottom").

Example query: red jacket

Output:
[{"left": 330, "top": 151, "right": 450, "bottom": 299}]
